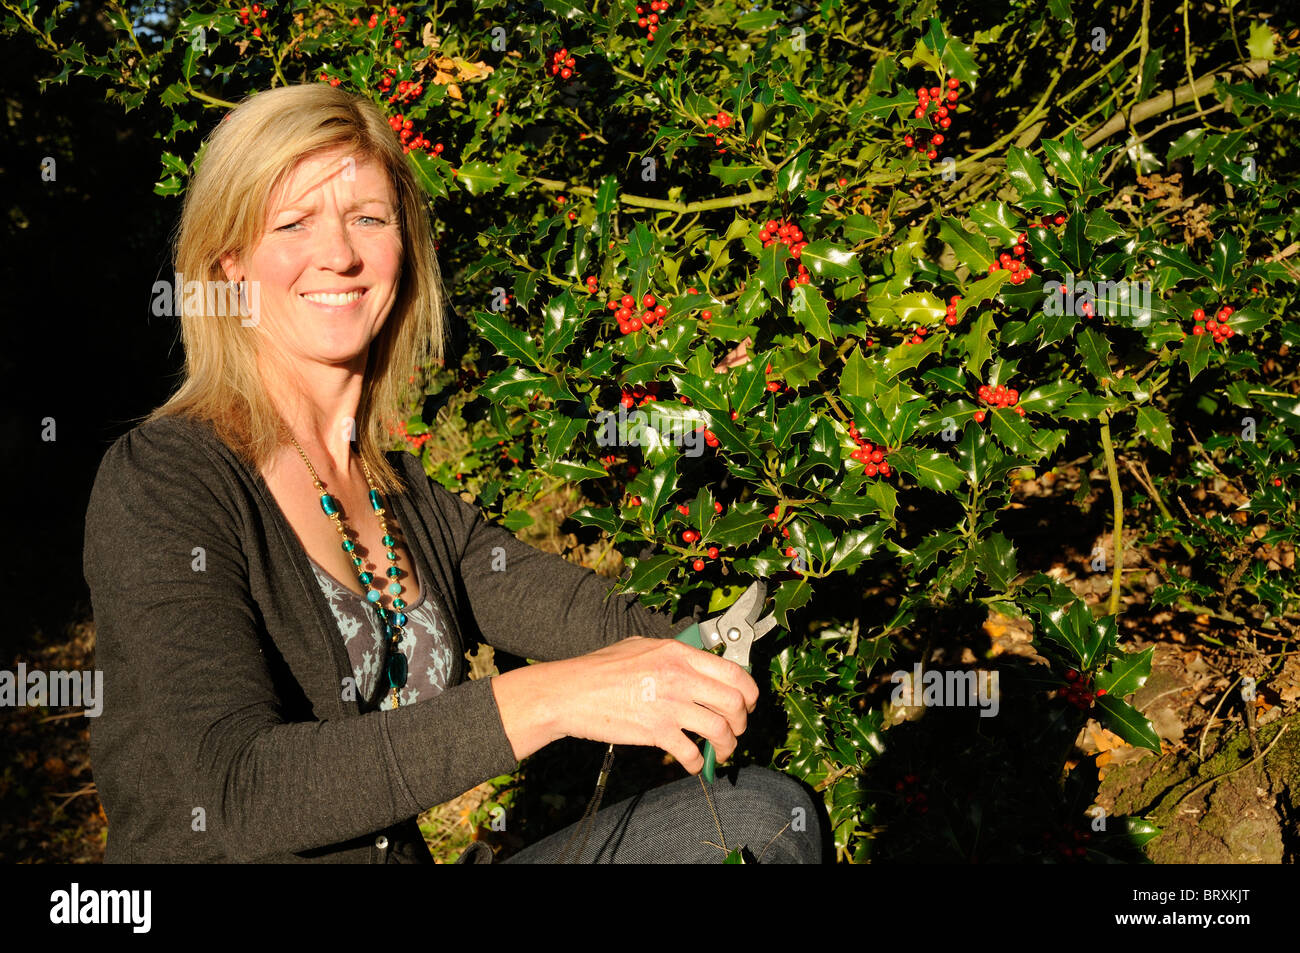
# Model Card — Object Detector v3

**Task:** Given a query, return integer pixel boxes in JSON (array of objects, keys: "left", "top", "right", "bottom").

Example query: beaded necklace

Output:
[{"left": 288, "top": 433, "right": 408, "bottom": 709}]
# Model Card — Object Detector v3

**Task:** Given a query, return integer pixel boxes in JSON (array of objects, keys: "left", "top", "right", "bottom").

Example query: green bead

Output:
[
  {"left": 342, "top": 539, "right": 356, "bottom": 552},
  {"left": 387, "top": 567, "right": 400, "bottom": 578},
  {"left": 386, "top": 550, "right": 396, "bottom": 561},
  {"left": 319, "top": 494, "right": 339, "bottom": 517},
  {"left": 393, "top": 598, "right": 406, "bottom": 610},
  {"left": 352, "top": 556, "right": 363, "bottom": 567},
  {"left": 359, "top": 571, "right": 373, "bottom": 585},
  {"left": 370, "top": 489, "right": 384, "bottom": 512},
  {"left": 387, "top": 653, "right": 408, "bottom": 689},
  {"left": 376, "top": 607, "right": 389, "bottom": 622},
  {"left": 382, "top": 534, "right": 395, "bottom": 547},
  {"left": 395, "top": 612, "right": 407, "bottom": 627}
]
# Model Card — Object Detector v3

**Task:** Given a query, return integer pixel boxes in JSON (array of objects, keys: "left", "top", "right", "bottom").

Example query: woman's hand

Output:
[{"left": 490, "top": 636, "right": 759, "bottom": 774}]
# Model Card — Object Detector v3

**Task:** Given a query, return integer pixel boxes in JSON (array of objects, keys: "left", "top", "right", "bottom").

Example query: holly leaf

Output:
[
  {"left": 1096, "top": 646, "right": 1154, "bottom": 699},
  {"left": 799, "top": 240, "right": 864, "bottom": 280},
  {"left": 1095, "top": 695, "right": 1162, "bottom": 753},
  {"left": 939, "top": 217, "right": 995, "bottom": 271},
  {"left": 1006, "top": 148, "right": 1067, "bottom": 213},
  {"left": 1134, "top": 405, "right": 1173, "bottom": 453}
]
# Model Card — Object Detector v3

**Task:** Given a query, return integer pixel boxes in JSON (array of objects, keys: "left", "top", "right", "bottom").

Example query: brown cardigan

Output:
[{"left": 84, "top": 414, "right": 697, "bottom": 862}]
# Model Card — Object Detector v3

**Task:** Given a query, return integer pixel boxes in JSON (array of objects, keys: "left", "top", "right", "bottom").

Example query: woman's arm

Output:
[{"left": 424, "top": 475, "right": 699, "bottom": 660}]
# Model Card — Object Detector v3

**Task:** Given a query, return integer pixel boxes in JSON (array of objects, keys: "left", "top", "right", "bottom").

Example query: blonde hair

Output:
[{"left": 147, "top": 83, "right": 447, "bottom": 494}]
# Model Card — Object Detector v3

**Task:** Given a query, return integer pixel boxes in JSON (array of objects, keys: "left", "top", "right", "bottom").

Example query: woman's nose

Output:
[{"left": 313, "top": 216, "right": 362, "bottom": 271}]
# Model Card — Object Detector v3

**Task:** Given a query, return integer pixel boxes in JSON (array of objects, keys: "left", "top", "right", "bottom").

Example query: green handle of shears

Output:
[{"left": 675, "top": 622, "right": 749, "bottom": 784}]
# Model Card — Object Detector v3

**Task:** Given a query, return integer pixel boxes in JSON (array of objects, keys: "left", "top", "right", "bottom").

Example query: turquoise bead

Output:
[
  {"left": 319, "top": 494, "right": 339, "bottom": 516},
  {"left": 388, "top": 582, "right": 401, "bottom": 595},
  {"left": 343, "top": 539, "right": 356, "bottom": 552},
  {"left": 369, "top": 489, "right": 384, "bottom": 512},
  {"left": 387, "top": 653, "right": 408, "bottom": 689},
  {"left": 376, "top": 607, "right": 389, "bottom": 622},
  {"left": 383, "top": 534, "right": 395, "bottom": 547},
  {"left": 383, "top": 623, "right": 394, "bottom": 638},
  {"left": 386, "top": 550, "right": 396, "bottom": 561},
  {"left": 395, "top": 612, "right": 407, "bottom": 626},
  {"left": 393, "top": 598, "right": 406, "bottom": 610},
  {"left": 366, "top": 590, "right": 380, "bottom": 604}
]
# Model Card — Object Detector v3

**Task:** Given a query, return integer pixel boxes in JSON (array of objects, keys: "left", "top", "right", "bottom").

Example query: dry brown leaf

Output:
[{"left": 713, "top": 336, "right": 753, "bottom": 373}]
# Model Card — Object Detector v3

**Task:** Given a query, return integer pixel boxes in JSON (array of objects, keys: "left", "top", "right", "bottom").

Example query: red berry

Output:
[
  {"left": 974, "top": 410, "right": 986, "bottom": 422},
  {"left": 947, "top": 77, "right": 959, "bottom": 89},
  {"left": 707, "top": 546, "right": 719, "bottom": 558},
  {"left": 693, "top": 559, "right": 705, "bottom": 571},
  {"left": 785, "top": 546, "right": 797, "bottom": 558}
]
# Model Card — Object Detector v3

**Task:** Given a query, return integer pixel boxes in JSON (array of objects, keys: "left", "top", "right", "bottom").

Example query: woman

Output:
[{"left": 84, "top": 84, "right": 822, "bottom": 863}]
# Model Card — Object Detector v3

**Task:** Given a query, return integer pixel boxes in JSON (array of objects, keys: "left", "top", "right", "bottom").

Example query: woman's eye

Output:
[
  {"left": 358, "top": 216, "right": 386, "bottom": 225},
  {"left": 276, "top": 220, "right": 303, "bottom": 232}
]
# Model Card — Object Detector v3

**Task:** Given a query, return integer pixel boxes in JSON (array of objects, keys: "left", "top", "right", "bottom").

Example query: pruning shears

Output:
[{"left": 674, "top": 579, "right": 779, "bottom": 783}]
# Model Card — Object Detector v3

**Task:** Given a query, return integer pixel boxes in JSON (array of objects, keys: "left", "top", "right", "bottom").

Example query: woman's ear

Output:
[{"left": 218, "top": 253, "right": 240, "bottom": 284}]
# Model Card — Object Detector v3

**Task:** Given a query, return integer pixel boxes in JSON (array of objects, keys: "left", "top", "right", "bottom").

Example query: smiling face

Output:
[{"left": 222, "top": 148, "right": 403, "bottom": 373}]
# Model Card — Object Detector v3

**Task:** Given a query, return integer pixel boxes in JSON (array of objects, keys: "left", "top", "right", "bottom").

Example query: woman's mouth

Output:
[{"left": 300, "top": 289, "right": 367, "bottom": 307}]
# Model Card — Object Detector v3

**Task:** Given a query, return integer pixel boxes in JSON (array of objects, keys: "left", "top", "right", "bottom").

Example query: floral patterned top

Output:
[{"left": 306, "top": 552, "right": 456, "bottom": 712}]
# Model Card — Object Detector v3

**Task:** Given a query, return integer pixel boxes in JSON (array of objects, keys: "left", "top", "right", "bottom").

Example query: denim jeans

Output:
[{"left": 497, "top": 765, "right": 824, "bottom": 863}]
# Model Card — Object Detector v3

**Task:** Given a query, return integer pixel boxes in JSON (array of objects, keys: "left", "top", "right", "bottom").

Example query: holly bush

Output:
[{"left": 15, "top": 0, "right": 1299, "bottom": 861}]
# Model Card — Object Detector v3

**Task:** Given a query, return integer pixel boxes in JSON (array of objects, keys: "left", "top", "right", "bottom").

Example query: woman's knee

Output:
[{"left": 722, "top": 766, "right": 825, "bottom": 862}]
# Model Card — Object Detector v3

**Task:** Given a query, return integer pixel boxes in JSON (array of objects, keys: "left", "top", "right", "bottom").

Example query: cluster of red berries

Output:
[
  {"left": 608, "top": 292, "right": 670, "bottom": 335},
  {"left": 496, "top": 438, "right": 521, "bottom": 466},
  {"left": 846, "top": 424, "right": 893, "bottom": 476},
  {"left": 988, "top": 233, "right": 1036, "bottom": 286},
  {"left": 895, "top": 773, "right": 929, "bottom": 815},
  {"left": 760, "top": 218, "right": 809, "bottom": 258},
  {"left": 756, "top": 219, "right": 814, "bottom": 290},
  {"left": 1060, "top": 668, "right": 1106, "bottom": 711},
  {"left": 599, "top": 454, "right": 640, "bottom": 481},
  {"left": 1041, "top": 825, "right": 1092, "bottom": 861},
  {"left": 1190, "top": 305, "right": 1236, "bottom": 344},
  {"left": 944, "top": 294, "right": 963, "bottom": 327},
  {"left": 385, "top": 112, "right": 440, "bottom": 155},
  {"left": 548, "top": 48, "right": 577, "bottom": 80},
  {"left": 392, "top": 419, "right": 432, "bottom": 451},
  {"left": 903, "top": 324, "right": 931, "bottom": 346},
  {"left": 974, "top": 383, "right": 1025, "bottom": 422},
  {"left": 692, "top": 424, "right": 721, "bottom": 450},
  {"left": 379, "top": 70, "right": 424, "bottom": 107},
  {"left": 619, "top": 381, "right": 660, "bottom": 409},
  {"left": 764, "top": 361, "right": 793, "bottom": 394},
  {"left": 677, "top": 502, "right": 725, "bottom": 570},
  {"left": 238, "top": 3, "right": 268, "bottom": 36},
  {"left": 683, "top": 286, "right": 714, "bottom": 321},
  {"left": 704, "top": 109, "right": 733, "bottom": 153},
  {"left": 345, "top": 7, "right": 407, "bottom": 47},
  {"left": 635, "top": 1, "right": 672, "bottom": 42},
  {"left": 902, "top": 77, "right": 961, "bottom": 161},
  {"left": 764, "top": 503, "right": 792, "bottom": 540}
]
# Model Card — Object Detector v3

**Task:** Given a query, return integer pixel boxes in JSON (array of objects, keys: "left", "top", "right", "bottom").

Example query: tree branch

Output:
[{"left": 1081, "top": 58, "right": 1270, "bottom": 149}]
